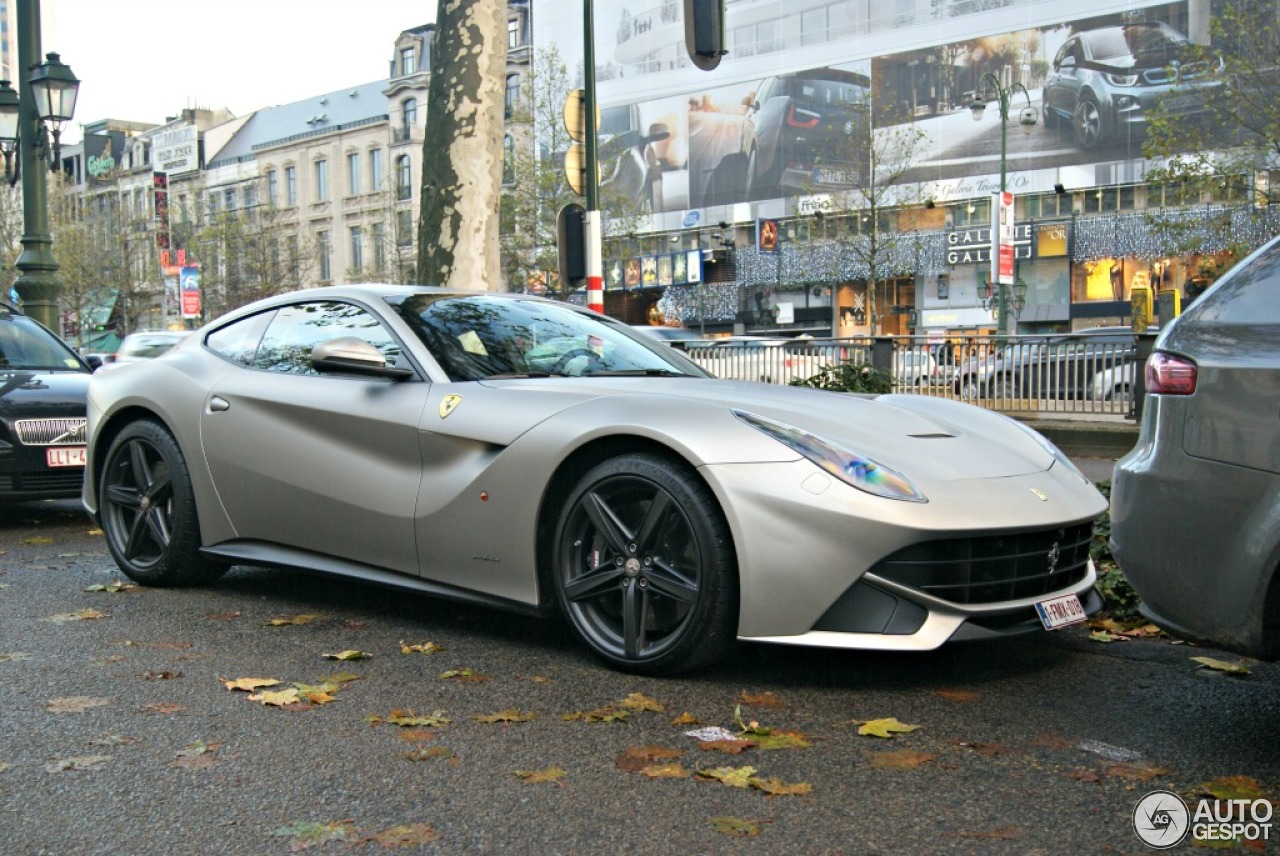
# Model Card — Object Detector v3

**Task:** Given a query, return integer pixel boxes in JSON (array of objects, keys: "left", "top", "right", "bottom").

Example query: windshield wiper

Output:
[
  {"left": 584, "top": 368, "right": 691, "bottom": 377},
  {"left": 485, "top": 370, "right": 570, "bottom": 379}
]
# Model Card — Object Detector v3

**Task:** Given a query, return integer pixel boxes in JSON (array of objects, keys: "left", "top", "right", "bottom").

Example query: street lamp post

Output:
[
  {"left": 4, "top": 0, "right": 80, "bottom": 333},
  {"left": 970, "top": 72, "right": 1035, "bottom": 336}
]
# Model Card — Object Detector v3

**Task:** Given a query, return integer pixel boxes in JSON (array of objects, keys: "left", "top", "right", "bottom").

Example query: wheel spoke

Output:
[
  {"left": 127, "top": 440, "right": 154, "bottom": 492},
  {"left": 582, "top": 490, "right": 633, "bottom": 555},
  {"left": 123, "top": 510, "right": 151, "bottom": 560},
  {"left": 621, "top": 581, "right": 647, "bottom": 659},
  {"left": 632, "top": 490, "right": 672, "bottom": 554},
  {"left": 562, "top": 566, "right": 625, "bottom": 603},
  {"left": 104, "top": 483, "right": 142, "bottom": 510},
  {"left": 142, "top": 504, "right": 171, "bottom": 552},
  {"left": 644, "top": 560, "right": 700, "bottom": 605}
]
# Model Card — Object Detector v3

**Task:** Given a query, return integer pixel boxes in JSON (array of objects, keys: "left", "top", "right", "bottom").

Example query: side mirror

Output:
[
  {"left": 312, "top": 336, "right": 413, "bottom": 379},
  {"left": 83, "top": 353, "right": 104, "bottom": 370}
]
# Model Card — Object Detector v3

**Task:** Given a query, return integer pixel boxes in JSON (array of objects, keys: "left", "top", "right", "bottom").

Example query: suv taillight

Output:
[
  {"left": 786, "top": 104, "right": 820, "bottom": 128},
  {"left": 1146, "top": 352, "right": 1197, "bottom": 395}
]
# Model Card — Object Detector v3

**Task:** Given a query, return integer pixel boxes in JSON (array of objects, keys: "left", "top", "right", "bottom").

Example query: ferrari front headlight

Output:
[{"left": 734, "top": 410, "right": 927, "bottom": 503}]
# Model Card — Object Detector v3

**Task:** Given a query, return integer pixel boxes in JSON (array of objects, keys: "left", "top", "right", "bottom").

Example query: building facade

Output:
[
  {"left": 51, "top": 2, "right": 533, "bottom": 340},
  {"left": 535, "top": 0, "right": 1280, "bottom": 338}
]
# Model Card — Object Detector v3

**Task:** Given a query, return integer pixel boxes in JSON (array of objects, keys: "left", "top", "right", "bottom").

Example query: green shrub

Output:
[
  {"left": 790, "top": 362, "right": 894, "bottom": 394},
  {"left": 1090, "top": 479, "right": 1141, "bottom": 620}
]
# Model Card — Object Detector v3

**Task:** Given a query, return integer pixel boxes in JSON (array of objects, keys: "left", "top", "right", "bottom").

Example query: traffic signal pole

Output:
[{"left": 582, "top": 0, "right": 604, "bottom": 314}]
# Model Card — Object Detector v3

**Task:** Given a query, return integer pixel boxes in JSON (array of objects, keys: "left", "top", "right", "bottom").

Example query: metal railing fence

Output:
[{"left": 681, "top": 333, "right": 1159, "bottom": 420}]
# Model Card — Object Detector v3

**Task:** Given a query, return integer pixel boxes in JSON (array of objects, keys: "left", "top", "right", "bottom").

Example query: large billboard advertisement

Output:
[{"left": 533, "top": 0, "right": 1269, "bottom": 228}]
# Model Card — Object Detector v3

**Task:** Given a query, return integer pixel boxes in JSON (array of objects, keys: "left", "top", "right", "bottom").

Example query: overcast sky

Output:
[{"left": 40, "top": 0, "right": 437, "bottom": 143}]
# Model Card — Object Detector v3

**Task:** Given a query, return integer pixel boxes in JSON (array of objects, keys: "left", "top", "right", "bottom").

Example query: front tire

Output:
[
  {"left": 1073, "top": 96, "right": 1103, "bottom": 149},
  {"left": 98, "top": 419, "right": 226, "bottom": 587},
  {"left": 552, "top": 453, "right": 738, "bottom": 675}
]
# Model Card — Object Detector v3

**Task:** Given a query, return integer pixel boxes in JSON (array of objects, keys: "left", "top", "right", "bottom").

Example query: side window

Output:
[
  {"left": 1190, "top": 243, "right": 1280, "bottom": 324},
  {"left": 254, "top": 301, "right": 401, "bottom": 375},
  {"left": 205, "top": 311, "right": 274, "bottom": 366}
]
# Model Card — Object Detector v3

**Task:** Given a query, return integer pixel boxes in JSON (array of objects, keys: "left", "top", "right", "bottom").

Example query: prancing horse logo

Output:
[
  {"left": 1047, "top": 542, "right": 1061, "bottom": 573},
  {"left": 439, "top": 394, "right": 462, "bottom": 419}
]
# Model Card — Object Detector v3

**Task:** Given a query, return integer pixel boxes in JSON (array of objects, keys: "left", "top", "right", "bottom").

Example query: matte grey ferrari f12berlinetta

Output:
[{"left": 83, "top": 286, "right": 1107, "bottom": 674}]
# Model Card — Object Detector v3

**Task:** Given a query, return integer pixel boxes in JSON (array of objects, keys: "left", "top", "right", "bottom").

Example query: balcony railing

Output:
[{"left": 680, "top": 333, "right": 1158, "bottom": 420}]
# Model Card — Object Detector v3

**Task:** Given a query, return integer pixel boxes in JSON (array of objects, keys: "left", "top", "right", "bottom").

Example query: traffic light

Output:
[
  {"left": 684, "top": 0, "right": 726, "bottom": 71},
  {"left": 562, "top": 89, "right": 596, "bottom": 197},
  {"left": 557, "top": 203, "right": 586, "bottom": 288}
]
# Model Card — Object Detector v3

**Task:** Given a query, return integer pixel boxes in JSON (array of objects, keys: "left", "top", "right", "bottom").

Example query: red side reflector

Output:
[{"left": 1145, "top": 352, "right": 1197, "bottom": 395}]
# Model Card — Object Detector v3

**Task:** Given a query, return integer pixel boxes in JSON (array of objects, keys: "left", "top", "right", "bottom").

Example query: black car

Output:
[
  {"left": 953, "top": 326, "right": 1153, "bottom": 400},
  {"left": 0, "top": 300, "right": 92, "bottom": 502},
  {"left": 738, "top": 67, "right": 872, "bottom": 200}
]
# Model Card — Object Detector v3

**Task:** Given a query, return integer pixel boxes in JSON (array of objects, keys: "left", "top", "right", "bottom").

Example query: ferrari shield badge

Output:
[{"left": 439, "top": 394, "right": 463, "bottom": 419}]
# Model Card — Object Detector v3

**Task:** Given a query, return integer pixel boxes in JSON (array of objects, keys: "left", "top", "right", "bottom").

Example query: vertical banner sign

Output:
[
  {"left": 153, "top": 172, "right": 170, "bottom": 249},
  {"left": 179, "top": 266, "right": 201, "bottom": 319},
  {"left": 996, "top": 191, "right": 1015, "bottom": 286}
]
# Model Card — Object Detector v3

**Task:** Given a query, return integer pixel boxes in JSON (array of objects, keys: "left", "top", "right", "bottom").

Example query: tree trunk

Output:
[{"left": 416, "top": 0, "right": 508, "bottom": 289}]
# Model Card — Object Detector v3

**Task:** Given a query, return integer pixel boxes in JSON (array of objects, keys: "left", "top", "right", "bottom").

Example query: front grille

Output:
[
  {"left": 15, "top": 418, "right": 87, "bottom": 446},
  {"left": 869, "top": 522, "right": 1093, "bottom": 605},
  {"left": 0, "top": 470, "right": 85, "bottom": 494}
]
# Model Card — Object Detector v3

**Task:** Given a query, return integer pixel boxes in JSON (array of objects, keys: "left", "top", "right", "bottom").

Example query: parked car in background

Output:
[
  {"left": 685, "top": 336, "right": 832, "bottom": 383},
  {"left": 892, "top": 348, "right": 940, "bottom": 387},
  {"left": 0, "top": 299, "right": 92, "bottom": 502},
  {"left": 630, "top": 325, "right": 701, "bottom": 349},
  {"left": 1111, "top": 234, "right": 1280, "bottom": 660},
  {"left": 1042, "top": 21, "right": 1223, "bottom": 150},
  {"left": 954, "top": 327, "right": 1152, "bottom": 400},
  {"left": 102, "top": 331, "right": 188, "bottom": 368}
]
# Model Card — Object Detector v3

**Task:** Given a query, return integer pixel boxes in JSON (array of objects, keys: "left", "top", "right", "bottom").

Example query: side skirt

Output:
[{"left": 201, "top": 541, "right": 550, "bottom": 618}]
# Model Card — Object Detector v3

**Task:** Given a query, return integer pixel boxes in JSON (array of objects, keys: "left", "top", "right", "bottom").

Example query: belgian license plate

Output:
[
  {"left": 47, "top": 446, "right": 86, "bottom": 468},
  {"left": 814, "top": 168, "right": 856, "bottom": 185},
  {"left": 1035, "top": 593, "right": 1086, "bottom": 630}
]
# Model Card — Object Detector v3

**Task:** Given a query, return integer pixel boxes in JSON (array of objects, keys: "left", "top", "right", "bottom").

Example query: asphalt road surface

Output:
[{"left": 1, "top": 498, "right": 1276, "bottom": 855}]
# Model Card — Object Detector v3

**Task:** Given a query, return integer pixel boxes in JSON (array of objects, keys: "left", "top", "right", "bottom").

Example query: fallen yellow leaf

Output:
[{"left": 856, "top": 717, "right": 921, "bottom": 738}]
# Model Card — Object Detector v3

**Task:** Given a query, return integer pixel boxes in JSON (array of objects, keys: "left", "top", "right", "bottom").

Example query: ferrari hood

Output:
[{"left": 469, "top": 377, "right": 1056, "bottom": 480}]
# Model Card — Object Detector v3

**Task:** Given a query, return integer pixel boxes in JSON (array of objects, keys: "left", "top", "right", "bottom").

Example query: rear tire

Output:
[{"left": 98, "top": 419, "right": 226, "bottom": 587}]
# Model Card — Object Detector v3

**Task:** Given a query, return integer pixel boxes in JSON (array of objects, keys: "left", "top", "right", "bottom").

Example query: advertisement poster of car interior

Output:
[{"left": 533, "top": 0, "right": 1276, "bottom": 230}]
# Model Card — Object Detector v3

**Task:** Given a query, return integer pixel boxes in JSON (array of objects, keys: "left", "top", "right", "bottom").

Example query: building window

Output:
[
  {"left": 370, "top": 148, "right": 384, "bottom": 191},
  {"left": 347, "top": 152, "right": 360, "bottom": 196},
  {"left": 402, "top": 99, "right": 417, "bottom": 131},
  {"left": 372, "top": 222, "right": 386, "bottom": 272},
  {"left": 505, "top": 74, "right": 520, "bottom": 119},
  {"left": 266, "top": 170, "right": 277, "bottom": 204},
  {"left": 224, "top": 188, "right": 237, "bottom": 211},
  {"left": 314, "top": 159, "right": 329, "bottom": 202},
  {"left": 396, "top": 155, "right": 412, "bottom": 201},
  {"left": 396, "top": 209, "right": 413, "bottom": 246},
  {"left": 508, "top": 17, "right": 520, "bottom": 49},
  {"left": 400, "top": 47, "right": 415, "bottom": 77},
  {"left": 244, "top": 183, "right": 257, "bottom": 209},
  {"left": 349, "top": 225, "right": 363, "bottom": 274},
  {"left": 317, "top": 230, "right": 331, "bottom": 281},
  {"left": 502, "top": 134, "right": 515, "bottom": 185},
  {"left": 285, "top": 166, "right": 297, "bottom": 205}
]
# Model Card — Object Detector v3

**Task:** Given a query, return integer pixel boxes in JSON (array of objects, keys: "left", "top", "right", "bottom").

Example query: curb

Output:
[{"left": 1021, "top": 418, "right": 1139, "bottom": 459}]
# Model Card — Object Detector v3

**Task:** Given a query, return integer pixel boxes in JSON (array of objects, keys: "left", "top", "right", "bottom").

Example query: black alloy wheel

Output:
[
  {"left": 553, "top": 453, "right": 737, "bottom": 675},
  {"left": 98, "top": 419, "right": 226, "bottom": 587}
]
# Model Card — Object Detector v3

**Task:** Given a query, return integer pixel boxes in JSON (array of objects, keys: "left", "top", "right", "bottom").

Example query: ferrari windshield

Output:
[{"left": 387, "top": 293, "right": 705, "bottom": 381}]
